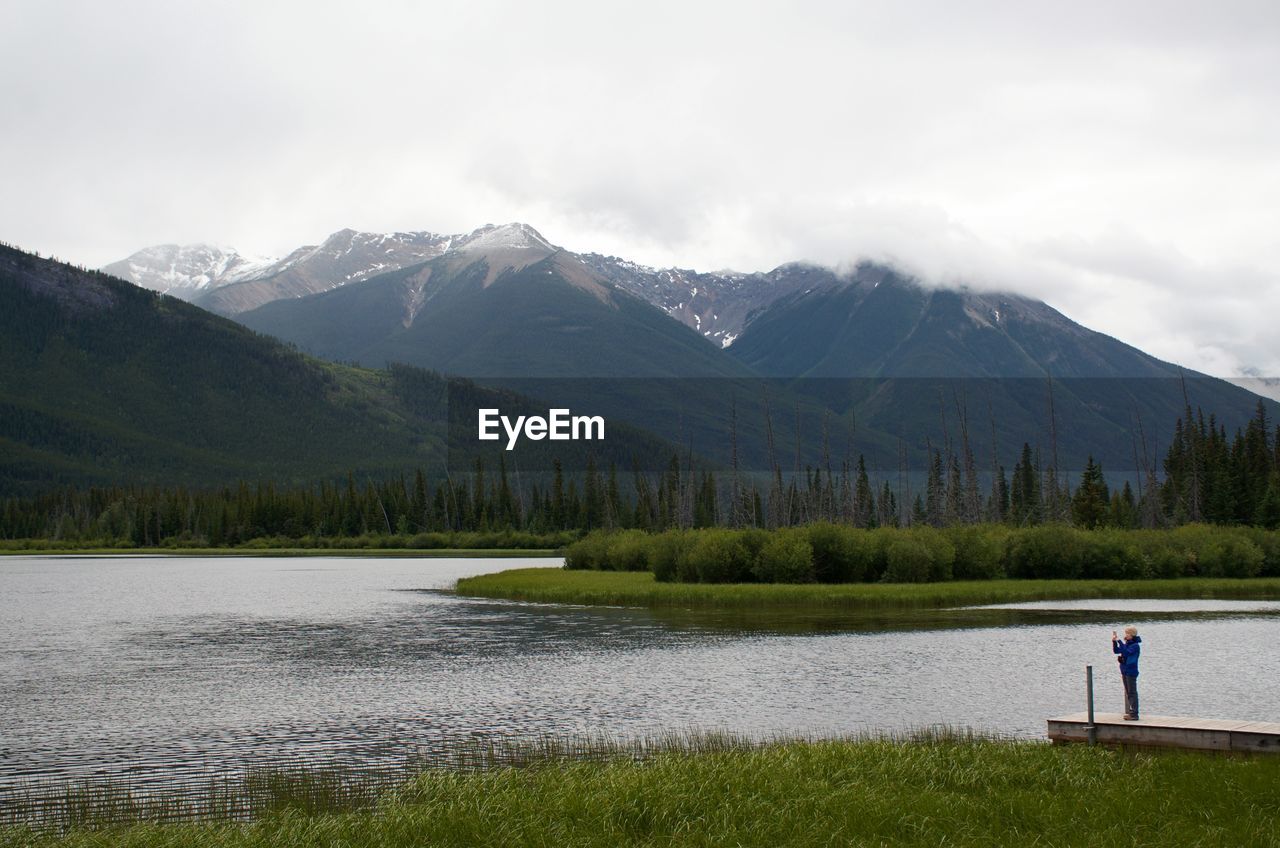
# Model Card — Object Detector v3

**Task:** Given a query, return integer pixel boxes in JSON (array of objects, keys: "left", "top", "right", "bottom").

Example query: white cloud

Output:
[{"left": 3, "top": 0, "right": 1278, "bottom": 382}]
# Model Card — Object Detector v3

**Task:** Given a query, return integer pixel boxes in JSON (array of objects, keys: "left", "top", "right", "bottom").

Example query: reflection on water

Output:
[
  {"left": 2, "top": 555, "right": 1279, "bottom": 786},
  {"left": 649, "top": 603, "right": 1280, "bottom": 634}
]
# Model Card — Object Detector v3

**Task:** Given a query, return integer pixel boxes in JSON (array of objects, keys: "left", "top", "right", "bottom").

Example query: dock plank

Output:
[{"left": 1047, "top": 713, "right": 1280, "bottom": 752}]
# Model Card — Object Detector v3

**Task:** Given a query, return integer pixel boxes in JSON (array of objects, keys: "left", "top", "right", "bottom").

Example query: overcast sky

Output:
[{"left": 4, "top": 0, "right": 1278, "bottom": 384}]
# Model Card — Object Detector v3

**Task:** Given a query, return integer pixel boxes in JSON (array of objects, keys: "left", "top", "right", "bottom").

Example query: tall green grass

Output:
[
  {"left": 457, "top": 567, "right": 1280, "bottom": 609},
  {"left": 6, "top": 733, "right": 1280, "bottom": 847},
  {"left": 0, "top": 733, "right": 756, "bottom": 834}
]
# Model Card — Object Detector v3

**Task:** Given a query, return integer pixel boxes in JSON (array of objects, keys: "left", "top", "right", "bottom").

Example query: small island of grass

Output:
[
  {"left": 455, "top": 524, "right": 1280, "bottom": 609},
  {"left": 456, "top": 567, "right": 1280, "bottom": 609}
]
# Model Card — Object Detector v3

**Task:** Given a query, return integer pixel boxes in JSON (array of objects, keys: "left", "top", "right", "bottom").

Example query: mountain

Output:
[
  {"left": 0, "top": 244, "right": 451, "bottom": 494},
  {"left": 724, "top": 263, "right": 1173, "bottom": 379},
  {"left": 237, "top": 228, "right": 1273, "bottom": 475},
  {"left": 0, "top": 243, "right": 693, "bottom": 495},
  {"left": 103, "top": 220, "right": 1274, "bottom": 480},
  {"left": 722, "top": 262, "right": 1275, "bottom": 473},
  {"left": 238, "top": 223, "right": 753, "bottom": 380},
  {"left": 192, "top": 229, "right": 459, "bottom": 315},
  {"left": 105, "top": 229, "right": 460, "bottom": 315},
  {"left": 101, "top": 243, "right": 276, "bottom": 299},
  {"left": 578, "top": 256, "right": 775, "bottom": 348}
]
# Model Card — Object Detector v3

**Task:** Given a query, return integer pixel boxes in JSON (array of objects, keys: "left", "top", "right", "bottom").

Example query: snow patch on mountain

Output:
[
  {"left": 455, "top": 222, "right": 554, "bottom": 252},
  {"left": 103, "top": 244, "right": 278, "bottom": 297}
]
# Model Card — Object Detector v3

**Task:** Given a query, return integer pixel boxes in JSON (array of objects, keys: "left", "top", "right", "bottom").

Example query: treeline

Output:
[
  {"left": 2, "top": 403, "right": 1278, "bottom": 546},
  {"left": 0, "top": 461, "right": 616, "bottom": 547},
  {"left": 565, "top": 524, "right": 1280, "bottom": 584}
]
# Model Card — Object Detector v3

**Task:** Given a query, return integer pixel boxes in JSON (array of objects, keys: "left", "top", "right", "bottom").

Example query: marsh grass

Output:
[
  {"left": 0, "top": 731, "right": 764, "bottom": 833},
  {"left": 456, "top": 567, "right": 1280, "bottom": 609},
  {"left": 5, "top": 730, "right": 1280, "bottom": 847},
  {"left": 1, "top": 764, "right": 399, "bottom": 832}
]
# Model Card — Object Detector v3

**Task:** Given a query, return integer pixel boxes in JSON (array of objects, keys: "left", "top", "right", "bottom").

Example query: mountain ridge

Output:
[
  {"left": 229, "top": 227, "right": 1276, "bottom": 475},
  {"left": 0, "top": 242, "right": 692, "bottom": 494},
  {"left": 104, "top": 223, "right": 565, "bottom": 315}
]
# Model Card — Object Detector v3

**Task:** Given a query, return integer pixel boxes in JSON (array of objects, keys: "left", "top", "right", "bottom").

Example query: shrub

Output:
[
  {"left": 605, "top": 530, "right": 651, "bottom": 571},
  {"left": 739, "top": 527, "right": 772, "bottom": 565},
  {"left": 650, "top": 530, "right": 692, "bottom": 582},
  {"left": 564, "top": 533, "right": 611, "bottom": 570},
  {"left": 946, "top": 525, "right": 1008, "bottom": 580},
  {"left": 1130, "top": 530, "right": 1188, "bottom": 578},
  {"left": 1198, "top": 534, "right": 1264, "bottom": 578},
  {"left": 753, "top": 530, "right": 816, "bottom": 583},
  {"left": 1007, "top": 525, "right": 1083, "bottom": 579},
  {"left": 863, "top": 528, "right": 896, "bottom": 582},
  {"left": 1170, "top": 524, "right": 1216, "bottom": 576},
  {"left": 683, "top": 529, "right": 754, "bottom": 583},
  {"left": 409, "top": 532, "right": 451, "bottom": 549},
  {"left": 806, "top": 523, "right": 873, "bottom": 582},
  {"left": 1079, "top": 529, "right": 1148, "bottom": 579},
  {"left": 1244, "top": 527, "right": 1280, "bottom": 576},
  {"left": 882, "top": 538, "right": 932, "bottom": 583},
  {"left": 880, "top": 528, "right": 954, "bottom": 583}
]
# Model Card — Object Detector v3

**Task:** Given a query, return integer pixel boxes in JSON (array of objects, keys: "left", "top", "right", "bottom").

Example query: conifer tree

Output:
[
  {"left": 1009, "top": 443, "right": 1041, "bottom": 525},
  {"left": 853, "top": 455, "right": 874, "bottom": 529},
  {"left": 1071, "top": 455, "right": 1110, "bottom": 529},
  {"left": 877, "top": 480, "right": 897, "bottom": 528}
]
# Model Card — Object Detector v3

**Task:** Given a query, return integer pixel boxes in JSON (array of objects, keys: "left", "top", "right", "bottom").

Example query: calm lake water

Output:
[{"left": 2, "top": 555, "right": 1279, "bottom": 786}]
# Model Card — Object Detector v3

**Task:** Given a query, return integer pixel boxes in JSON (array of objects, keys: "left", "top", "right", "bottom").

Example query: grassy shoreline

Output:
[
  {"left": 6, "top": 735, "right": 1280, "bottom": 847},
  {"left": 456, "top": 567, "right": 1280, "bottom": 609},
  {"left": 0, "top": 548, "right": 561, "bottom": 558}
]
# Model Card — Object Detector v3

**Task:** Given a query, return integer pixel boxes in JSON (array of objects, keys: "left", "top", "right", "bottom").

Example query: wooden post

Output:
[{"left": 1085, "top": 665, "right": 1097, "bottom": 746}]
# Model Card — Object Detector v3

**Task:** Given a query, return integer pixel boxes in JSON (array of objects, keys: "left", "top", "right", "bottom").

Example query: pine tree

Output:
[
  {"left": 1071, "top": 455, "right": 1110, "bottom": 529},
  {"left": 582, "top": 455, "right": 603, "bottom": 530},
  {"left": 1009, "top": 443, "right": 1041, "bottom": 525},
  {"left": 551, "top": 460, "right": 566, "bottom": 529},
  {"left": 925, "top": 448, "right": 944, "bottom": 527},
  {"left": 1107, "top": 481, "right": 1136, "bottom": 529},
  {"left": 1255, "top": 473, "right": 1280, "bottom": 530},
  {"left": 987, "top": 464, "right": 1009, "bottom": 523},
  {"left": 854, "top": 455, "right": 874, "bottom": 529},
  {"left": 877, "top": 480, "right": 897, "bottom": 528}
]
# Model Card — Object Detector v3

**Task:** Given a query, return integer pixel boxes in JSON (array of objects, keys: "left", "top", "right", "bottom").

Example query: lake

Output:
[{"left": 3, "top": 555, "right": 1279, "bottom": 787}]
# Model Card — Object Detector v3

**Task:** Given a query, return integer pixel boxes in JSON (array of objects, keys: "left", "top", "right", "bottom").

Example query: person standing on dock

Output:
[{"left": 1112, "top": 626, "right": 1142, "bottom": 720}]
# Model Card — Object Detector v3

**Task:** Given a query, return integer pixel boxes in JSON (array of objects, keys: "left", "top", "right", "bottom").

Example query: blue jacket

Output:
[{"left": 1113, "top": 635, "right": 1141, "bottom": 677}]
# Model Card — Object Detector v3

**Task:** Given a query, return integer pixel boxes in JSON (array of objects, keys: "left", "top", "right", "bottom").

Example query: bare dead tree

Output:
[
  {"left": 987, "top": 397, "right": 1003, "bottom": 522},
  {"left": 1135, "top": 410, "right": 1163, "bottom": 529},
  {"left": 841, "top": 422, "right": 855, "bottom": 523},
  {"left": 898, "top": 431, "right": 910, "bottom": 526},
  {"left": 729, "top": 393, "right": 743, "bottom": 528},
  {"left": 1045, "top": 373, "right": 1063, "bottom": 522},
  {"left": 511, "top": 456, "right": 527, "bottom": 527},
  {"left": 1179, "top": 370, "right": 1203, "bottom": 523},
  {"left": 1131, "top": 413, "right": 1145, "bottom": 509},
  {"left": 954, "top": 387, "right": 981, "bottom": 524},
  {"left": 821, "top": 410, "right": 835, "bottom": 522},
  {"left": 762, "top": 386, "right": 783, "bottom": 528},
  {"left": 792, "top": 403, "right": 804, "bottom": 525}
]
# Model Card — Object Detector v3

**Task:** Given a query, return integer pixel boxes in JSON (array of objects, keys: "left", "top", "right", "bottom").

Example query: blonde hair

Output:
[{"left": 1124, "top": 626, "right": 1138, "bottom": 637}]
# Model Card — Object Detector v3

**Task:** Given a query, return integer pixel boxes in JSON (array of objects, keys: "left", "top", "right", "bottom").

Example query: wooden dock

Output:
[{"left": 1048, "top": 713, "right": 1280, "bottom": 753}]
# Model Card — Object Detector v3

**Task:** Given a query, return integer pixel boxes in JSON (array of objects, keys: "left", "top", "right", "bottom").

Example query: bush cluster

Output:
[{"left": 563, "top": 523, "right": 1279, "bottom": 584}]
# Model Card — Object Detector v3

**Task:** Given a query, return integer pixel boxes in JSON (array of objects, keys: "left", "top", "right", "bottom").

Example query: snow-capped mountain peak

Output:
[
  {"left": 455, "top": 222, "right": 554, "bottom": 252},
  {"left": 102, "top": 243, "right": 278, "bottom": 296}
]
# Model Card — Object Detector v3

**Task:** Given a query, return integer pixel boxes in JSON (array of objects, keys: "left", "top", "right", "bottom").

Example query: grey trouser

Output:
[{"left": 1122, "top": 674, "right": 1139, "bottom": 717}]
